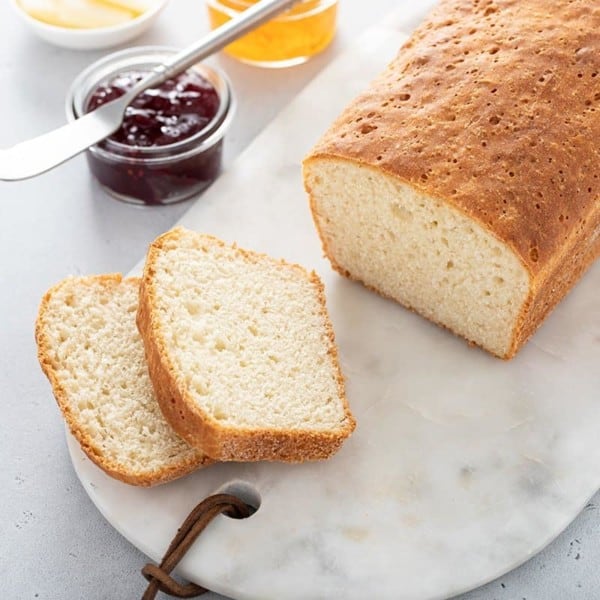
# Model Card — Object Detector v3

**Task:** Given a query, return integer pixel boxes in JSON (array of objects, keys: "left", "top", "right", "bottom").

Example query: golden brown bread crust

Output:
[
  {"left": 35, "top": 274, "right": 211, "bottom": 487},
  {"left": 306, "top": 0, "right": 600, "bottom": 358},
  {"left": 137, "top": 228, "right": 356, "bottom": 462}
]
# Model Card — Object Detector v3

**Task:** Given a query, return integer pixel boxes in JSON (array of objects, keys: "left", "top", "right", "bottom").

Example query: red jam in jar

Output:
[
  {"left": 86, "top": 70, "right": 220, "bottom": 148},
  {"left": 67, "top": 48, "right": 234, "bottom": 206}
]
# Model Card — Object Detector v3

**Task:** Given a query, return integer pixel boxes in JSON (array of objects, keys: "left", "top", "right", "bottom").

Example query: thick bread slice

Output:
[
  {"left": 303, "top": 0, "right": 600, "bottom": 359},
  {"left": 35, "top": 275, "right": 210, "bottom": 486},
  {"left": 137, "top": 227, "right": 355, "bottom": 462}
]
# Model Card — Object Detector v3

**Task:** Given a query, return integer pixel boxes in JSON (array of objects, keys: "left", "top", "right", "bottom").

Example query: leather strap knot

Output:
[{"left": 141, "top": 493, "right": 252, "bottom": 599}]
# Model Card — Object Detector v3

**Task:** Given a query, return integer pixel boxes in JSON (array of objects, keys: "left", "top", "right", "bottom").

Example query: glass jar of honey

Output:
[{"left": 206, "top": 0, "right": 338, "bottom": 68}]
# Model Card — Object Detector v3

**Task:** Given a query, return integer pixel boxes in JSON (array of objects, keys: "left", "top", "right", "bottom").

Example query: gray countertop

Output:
[{"left": 1, "top": 1, "right": 598, "bottom": 598}]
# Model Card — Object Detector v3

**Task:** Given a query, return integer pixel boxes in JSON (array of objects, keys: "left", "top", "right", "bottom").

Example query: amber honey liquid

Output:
[{"left": 207, "top": 0, "right": 338, "bottom": 67}]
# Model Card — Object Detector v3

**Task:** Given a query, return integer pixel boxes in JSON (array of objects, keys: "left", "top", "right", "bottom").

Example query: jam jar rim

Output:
[
  {"left": 206, "top": 0, "right": 337, "bottom": 21},
  {"left": 66, "top": 46, "right": 235, "bottom": 165}
]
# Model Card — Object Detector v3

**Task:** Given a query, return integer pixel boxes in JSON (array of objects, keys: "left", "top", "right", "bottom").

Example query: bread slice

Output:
[
  {"left": 303, "top": 0, "right": 600, "bottom": 359},
  {"left": 137, "top": 227, "right": 355, "bottom": 462},
  {"left": 35, "top": 274, "right": 210, "bottom": 486}
]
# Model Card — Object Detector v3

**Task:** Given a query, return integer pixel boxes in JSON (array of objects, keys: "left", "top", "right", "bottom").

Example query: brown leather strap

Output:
[{"left": 141, "top": 493, "right": 252, "bottom": 599}]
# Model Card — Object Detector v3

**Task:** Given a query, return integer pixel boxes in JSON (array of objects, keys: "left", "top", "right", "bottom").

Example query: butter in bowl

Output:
[{"left": 12, "top": 0, "right": 170, "bottom": 49}]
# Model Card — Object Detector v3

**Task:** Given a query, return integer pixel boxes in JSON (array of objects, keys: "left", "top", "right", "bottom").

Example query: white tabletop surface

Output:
[{"left": 1, "top": 1, "right": 599, "bottom": 599}]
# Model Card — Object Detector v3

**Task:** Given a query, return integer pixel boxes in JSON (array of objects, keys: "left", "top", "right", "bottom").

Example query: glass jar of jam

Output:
[
  {"left": 206, "top": 0, "right": 338, "bottom": 68},
  {"left": 66, "top": 47, "right": 235, "bottom": 205}
]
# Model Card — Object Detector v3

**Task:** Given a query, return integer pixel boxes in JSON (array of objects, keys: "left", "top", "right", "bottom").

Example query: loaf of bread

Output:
[
  {"left": 35, "top": 275, "right": 210, "bottom": 486},
  {"left": 303, "top": 0, "right": 600, "bottom": 358},
  {"left": 137, "top": 227, "right": 355, "bottom": 462}
]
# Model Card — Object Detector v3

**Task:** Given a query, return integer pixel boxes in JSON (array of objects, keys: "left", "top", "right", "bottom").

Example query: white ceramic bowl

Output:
[{"left": 11, "top": 0, "right": 170, "bottom": 50}]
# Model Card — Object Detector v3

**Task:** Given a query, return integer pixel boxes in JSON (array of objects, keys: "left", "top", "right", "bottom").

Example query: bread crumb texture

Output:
[
  {"left": 35, "top": 275, "right": 206, "bottom": 486},
  {"left": 305, "top": 0, "right": 600, "bottom": 358},
  {"left": 139, "top": 228, "right": 354, "bottom": 461},
  {"left": 306, "top": 160, "right": 528, "bottom": 357}
]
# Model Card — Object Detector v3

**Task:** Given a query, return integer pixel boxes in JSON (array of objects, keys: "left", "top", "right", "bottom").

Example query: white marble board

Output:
[{"left": 67, "top": 6, "right": 600, "bottom": 600}]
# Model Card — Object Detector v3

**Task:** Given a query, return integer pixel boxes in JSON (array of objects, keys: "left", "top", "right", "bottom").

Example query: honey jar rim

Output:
[{"left": 206, "top": 0, "right": 337, "bottom": 22}]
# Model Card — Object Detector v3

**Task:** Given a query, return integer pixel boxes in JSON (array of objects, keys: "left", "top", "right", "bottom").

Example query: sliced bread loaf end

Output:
[
  {"left": 137, "top": 227, "right": 355, "bottom": 462},
  {"left": 35, "top": 274, "right": 210, "bottom": 486}
]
